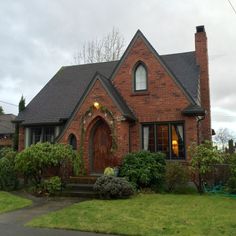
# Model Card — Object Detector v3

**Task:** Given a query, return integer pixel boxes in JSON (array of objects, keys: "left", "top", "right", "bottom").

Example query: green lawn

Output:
[
  {"left": 27, "top": 194, "right": 236, "bottom": 236},
  {"left": 0, "top": 191, "right": 32, "bottom": 213}
]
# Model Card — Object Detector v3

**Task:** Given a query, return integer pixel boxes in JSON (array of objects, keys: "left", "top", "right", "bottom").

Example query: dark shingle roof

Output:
[
  {"left": 161, "top": 51, "right": 200, "bottom": 104},
  {"left": 0, "top": 114, "right": 16, "bottom": 134},
  {"left": 182, "top": 104, "right": 205, "bottom": 116},
  {"left": 98, "top": 74, "right": 136, "bottom": 120},
  {"left": 16, "top": 51, "right": 200, "bottom": 125},
  {"left": 16, "top": 61, "right": 118, "bottom": 125}
]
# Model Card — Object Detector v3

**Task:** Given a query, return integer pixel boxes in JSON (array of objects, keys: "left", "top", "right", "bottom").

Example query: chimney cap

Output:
[{"left": 196, "top": 25, "right": 205, "bottom": 33}]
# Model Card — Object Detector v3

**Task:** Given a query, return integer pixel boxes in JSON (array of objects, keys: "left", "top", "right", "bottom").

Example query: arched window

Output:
[
  {"left": 134, "top": 63, "right": 147, "bottom": 91},
  {"left": 68, "top": 134, "right": 77, "bottom": 150}
]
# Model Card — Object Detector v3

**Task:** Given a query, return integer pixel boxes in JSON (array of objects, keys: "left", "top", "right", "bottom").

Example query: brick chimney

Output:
[{"left": 195, "top": 25, "right": 212, "bottom": 141}]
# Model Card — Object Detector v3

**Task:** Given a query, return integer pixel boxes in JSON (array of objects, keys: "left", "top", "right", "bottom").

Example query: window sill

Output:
[{"left": 130, "top": 92, "right": 150, "bottom": 96}]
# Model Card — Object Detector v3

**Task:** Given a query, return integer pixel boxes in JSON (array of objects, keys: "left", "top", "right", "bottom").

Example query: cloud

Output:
[{"left": 0, "top": 0, "right": 236, "bottom": 132}]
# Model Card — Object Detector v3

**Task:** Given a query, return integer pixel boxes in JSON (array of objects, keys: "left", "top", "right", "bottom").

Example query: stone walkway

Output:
[{"left": 0, "top": 192, "right": 116, "bottom": 236}]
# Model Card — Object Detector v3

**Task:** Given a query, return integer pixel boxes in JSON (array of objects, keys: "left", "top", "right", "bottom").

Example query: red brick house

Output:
[{"left": 15, "top": 26, "right": 211, "bottom": 175}]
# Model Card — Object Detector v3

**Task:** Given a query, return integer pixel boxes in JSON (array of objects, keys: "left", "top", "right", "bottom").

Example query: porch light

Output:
[{"left": 93, "top": 102, "right": 100, "bottom": 110}]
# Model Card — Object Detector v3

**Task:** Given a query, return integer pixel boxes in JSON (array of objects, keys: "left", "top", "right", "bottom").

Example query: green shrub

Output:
[
  {"left": 15, "top": 142, "right": 78, "bottom": 186},
  {"left": 104, "top": 167, "right": 115, "bottom": 176},
  {"left": 226, "top": 177, "right": 236, "bottom": 194},
  {"left": 225, "top": 154, "right": 236, "bottom": 194},
  {"left": 94, "top": 175, "right": 134, "bottom": 199},
  {"left": 119, "top": 151, "right": 166, "bottom": 189},
  {"left": 44, "top": 176, "right": 62, "bottom": 196},
  {"left": 165, "top": 161, "right": 189, "bottom": 192},
  {"left": 189, "top": 141, "right": 223, "bottom": 193},
  {"left": 0, "top": 148, "right": 18, "bottom": 190}
]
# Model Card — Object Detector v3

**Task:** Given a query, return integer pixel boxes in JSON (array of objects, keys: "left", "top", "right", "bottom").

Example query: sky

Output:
[{"left": 0, "top": 0, "right": 236, "bottom": 134}]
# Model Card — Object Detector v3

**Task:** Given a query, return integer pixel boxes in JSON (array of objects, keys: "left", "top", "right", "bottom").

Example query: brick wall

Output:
[
  {"left": 59, "top": 79, "right": 130, "bottom": 174},
  {"left": 195, "top": 27, "right": 212, "bottom": 141},
  {"left": 18, "top": 127, "right": 25, "bottom": 151},
  {"left": 112, "top": 36, "right": 198, "bottom": 158}
]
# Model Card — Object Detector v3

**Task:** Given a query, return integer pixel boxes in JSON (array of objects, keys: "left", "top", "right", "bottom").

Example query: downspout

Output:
[{"left": 197, "top": 115, "right": 205, "bottom": 145}]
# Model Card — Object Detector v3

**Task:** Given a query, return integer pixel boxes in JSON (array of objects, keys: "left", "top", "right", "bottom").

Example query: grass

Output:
[
  {"left": 0, "top": 191, "right": 32, "bottom": 213},
  {"left": 27, "top": 194, "right": 236, "bottom": 236}
]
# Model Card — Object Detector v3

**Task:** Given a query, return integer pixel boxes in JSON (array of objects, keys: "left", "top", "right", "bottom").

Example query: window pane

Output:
[
  {"left": 69, "top": 134, "right": 77, "bottom": 150},
  {"left": 135, "top": 65, "right": 147, "bottom": 90},
  {"left": 31, "top": 127, "right": 42, "bottom": 145},
  {"left": 156, "top": 125, "right": 169, "bottom": 158},
  {"left": 171, "top": 124, "right": 185, "bottom": 159},
  {"left": 44, "top": 127, "right": 55, "bottom": 143},
  {"left": 142, "top": 125, "right": 155, "bottom": 152}
]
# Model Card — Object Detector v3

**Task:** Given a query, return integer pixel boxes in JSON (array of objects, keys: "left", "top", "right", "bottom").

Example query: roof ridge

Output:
[
  {"left": 160, "top": 51, "right": 195, "bottom": 57},
  {"left": 62, "top": 60, "right": 119, "bottom": 69}
]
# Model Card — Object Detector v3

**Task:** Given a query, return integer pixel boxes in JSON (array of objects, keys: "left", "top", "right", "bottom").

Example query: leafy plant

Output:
[
  {"left": 0, "top": 148, "right": 18, "bottom": 190},
  {"left": 44, "top": 176, "right": 62, "bottom": 196},
  {"left": 94, "top": 175, "right": 134, "bottom": 199},
  {"left": 104, "top": 167, "right": 115, "bottom": 176},
  {"left": 165, "top": 161, "right": 189, "bottom": 192},
  {"left": 15, "top": 142, "right": 78, "bottom": 186},
  {"left": 119, "top": 151, "right": 166, "bottom": 189},
  {"left": 189, "top": 141, "right": 223, "bottom": 193},
  {"left": 225, "top": 154, "right": 236, "bottom": 194}
]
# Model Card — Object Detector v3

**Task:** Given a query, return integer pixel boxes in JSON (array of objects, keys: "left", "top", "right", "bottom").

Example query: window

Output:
[
  {"left": 68, "top": 134, "right": 77, "bottom": 150},
  {"left": 142, "top": 123, "right": 185, "bottom": 160},
  {"left": 30, "top": 126, "right": 55, "bottom": 145},
  {"left": 134, "top": 64, "right": 147, "bottom": 91}
]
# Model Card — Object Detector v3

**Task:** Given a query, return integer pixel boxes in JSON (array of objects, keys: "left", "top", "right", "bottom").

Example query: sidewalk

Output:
[{"left": 0, "top": 192, "right": 116, "bottom": 236}]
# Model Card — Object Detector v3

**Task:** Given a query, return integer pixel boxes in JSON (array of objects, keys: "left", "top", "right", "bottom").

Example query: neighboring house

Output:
[
  {"left": 0, "top": 114, "right": 16, "bottom": 148},
  {"left": 15, "top": 26, "right": 211, "bottom": 175}
]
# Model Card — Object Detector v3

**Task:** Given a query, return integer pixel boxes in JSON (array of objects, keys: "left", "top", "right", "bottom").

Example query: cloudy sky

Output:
[{"left": 0, "top": 0, "right": 236, "bottom": 133}]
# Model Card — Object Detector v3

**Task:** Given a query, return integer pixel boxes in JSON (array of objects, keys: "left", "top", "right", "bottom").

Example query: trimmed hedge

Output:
[{"left": 94, "top": 175, "right": 134, "bottom": 199}]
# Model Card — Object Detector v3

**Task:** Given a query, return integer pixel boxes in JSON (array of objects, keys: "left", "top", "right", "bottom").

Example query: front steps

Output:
[{"left": 61, "top": 176, "right": 99, "bottom": 198}]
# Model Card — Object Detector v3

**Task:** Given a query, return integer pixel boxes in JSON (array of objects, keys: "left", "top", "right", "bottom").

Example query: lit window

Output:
[
  {"left": 134, "top": 64, "right": 147, "bottom": 91},
  {"left": 142, "top": 123, "right": 185, "bottom": 160}
]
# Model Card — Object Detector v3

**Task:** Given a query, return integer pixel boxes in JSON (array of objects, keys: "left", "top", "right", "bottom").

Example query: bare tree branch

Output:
[
  {"left": 213, "top": 128, "right": 235, "bottom": 150},
  {"left": 75, "top": 27, "right": 125, "bottom": 64}
]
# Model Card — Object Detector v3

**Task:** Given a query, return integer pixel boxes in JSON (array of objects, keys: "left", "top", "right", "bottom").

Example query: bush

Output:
[
  {"left": 15, "top": 142, "right": 78, "bottom": 186},
  {"left": 104, "top": 167, "right": 115, "bottom": 176},
  {"left": 225, "top": 154, "right": 236, "bottom": 194},
  {"left": 189, "top": 141, "right": 223, "bottom": 193},
  {"left": 94, "top": 175, "right": 134, "bottom": 199},
  {"left": 119, "top": 151, "right": 166, "bottom": 189},
  {"left": 226, "top": 177, "right": 236, "bottom": 194},
  {"left": 165, "top": 162, "right": 189, "bottom": 192},
  {"left": 44, "top": 176, "right": 62, "bottom": 196},
  {"left": 0, "top": 148, "right": 18, "bottom": 190}
]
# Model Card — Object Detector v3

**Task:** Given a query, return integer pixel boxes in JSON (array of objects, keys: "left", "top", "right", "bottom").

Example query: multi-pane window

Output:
[
  {"left": 142, "top": 123, "right": 185, "bottom": 160},
  {"left": 30, "top": 126, "right": 55, "bottom": 145},
  {"left": 134, "top": 64, "right": 147, "bottom": 91}
]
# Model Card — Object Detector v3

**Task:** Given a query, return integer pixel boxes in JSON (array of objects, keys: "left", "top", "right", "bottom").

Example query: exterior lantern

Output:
[{"left": 93, "top": 102, "right": 100, "bottom": 110}]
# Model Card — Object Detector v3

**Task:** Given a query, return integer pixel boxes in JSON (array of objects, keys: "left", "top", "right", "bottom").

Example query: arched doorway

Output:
[{"left": 90, "top": 118, "right": 112, "bottom": 174}]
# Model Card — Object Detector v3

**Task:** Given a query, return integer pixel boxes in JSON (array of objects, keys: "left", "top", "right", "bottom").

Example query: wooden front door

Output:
[{"left": 92, "top": 121, "right": 112, "bottom": 173}]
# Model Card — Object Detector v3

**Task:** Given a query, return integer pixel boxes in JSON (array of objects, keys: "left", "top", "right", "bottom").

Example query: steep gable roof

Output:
[
  {"left": 111, "top": 30, "right": 198, "bottom": 104},
  {"left": 161, "top": 51, "right": 200, "bottom": 104},
  {"left": 16, "top": 30, "right": 201, "bottom": 125},
  {"left": 16, "top": 61, "right": 118, "bottom": 125}
]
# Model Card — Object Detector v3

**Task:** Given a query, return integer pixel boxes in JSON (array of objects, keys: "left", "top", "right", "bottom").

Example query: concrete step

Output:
[
  {"left": 61, "top": 190, "right": 98, "bottom": 198},
  {"left": 68, "top": 176, "right": 98, "bottom": 184},
  {"left": 65, "top": 183, "right": 94, "bottom": 192}
]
